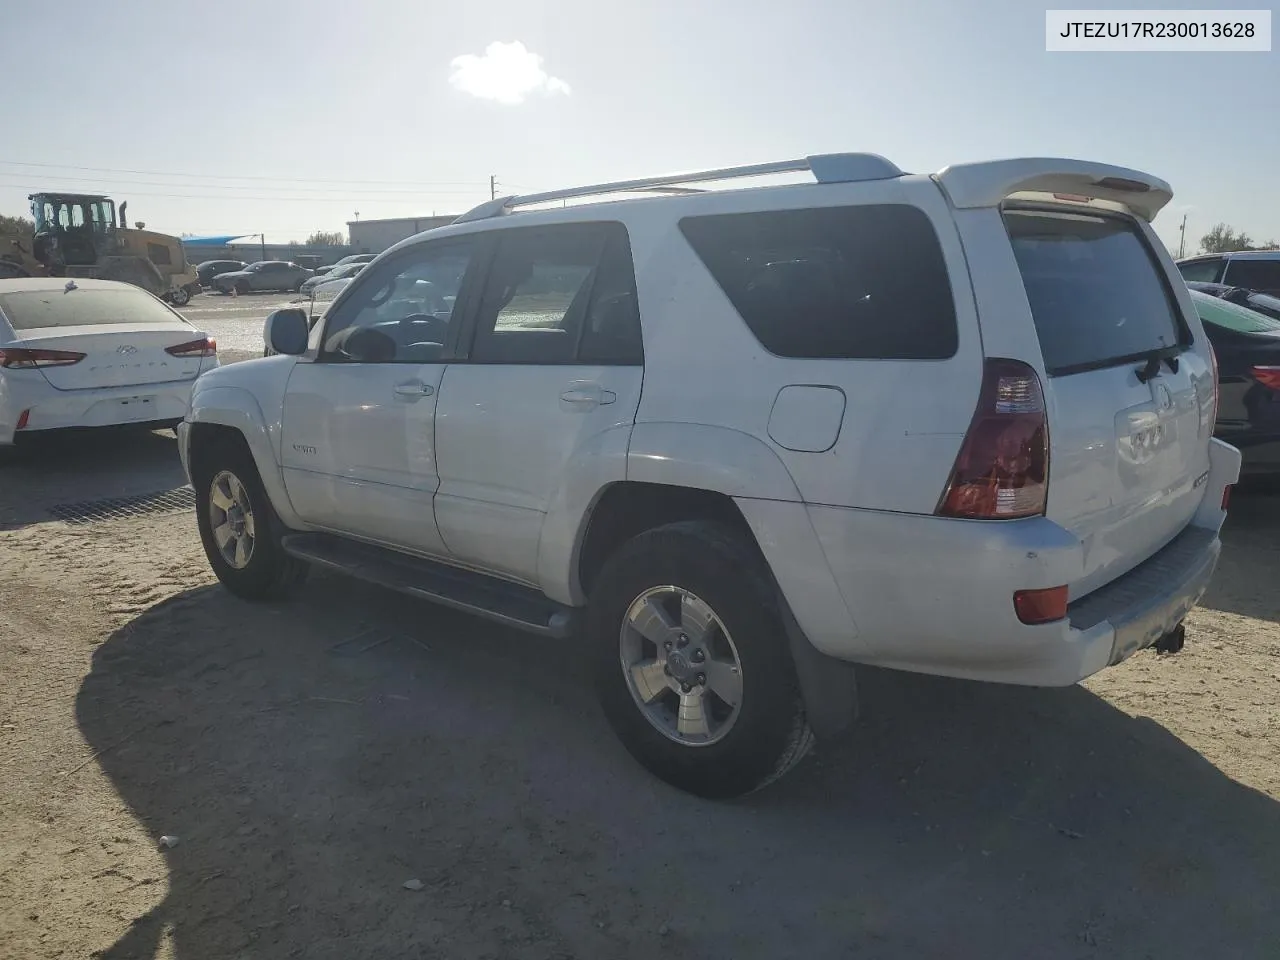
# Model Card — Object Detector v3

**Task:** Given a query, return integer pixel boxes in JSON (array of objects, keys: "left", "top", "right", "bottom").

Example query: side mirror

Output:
[{"left": 264, "top": 308, "right": 309, "bottom": 356}]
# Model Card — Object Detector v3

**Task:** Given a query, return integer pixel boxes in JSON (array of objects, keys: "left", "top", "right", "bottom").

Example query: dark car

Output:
[
  {"left": 196, "top": 259, "right": 247, "bottom": 287},
  {"left": 211, "top": 261, "right": 314, "bottom": 294},
  {"left": 1178, "top": 251, "right": 1280, "bottom": 297},
  {"left": 1189, "top": 288, "right": 1280, "bottom": 476}
]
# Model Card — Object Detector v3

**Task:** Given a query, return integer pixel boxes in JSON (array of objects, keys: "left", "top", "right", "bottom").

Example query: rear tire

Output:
[
  {"left": 588, "top": 520, "right": 813, "bottom": 798},
  {"left": 170, "top": 286, "right": 191, "bottom": 306},
  {"left": 235, "top": 280, "right": 249, "bottom": 295},
  {"left": 193, "top": 435, "right": 308, "bottom": 600}
]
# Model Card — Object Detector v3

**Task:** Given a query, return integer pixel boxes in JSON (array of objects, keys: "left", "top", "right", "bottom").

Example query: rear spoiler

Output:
[{"left": 933, "top": 158, "right": 1173, "bottom": 222}]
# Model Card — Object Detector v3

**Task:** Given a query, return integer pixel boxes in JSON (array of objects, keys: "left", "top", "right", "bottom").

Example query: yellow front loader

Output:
[{"left": 0, "top": 193, "right": 201, "bottom": 305}]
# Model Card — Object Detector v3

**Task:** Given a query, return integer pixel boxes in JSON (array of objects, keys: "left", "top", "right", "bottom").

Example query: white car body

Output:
[
  {"left": 0, "top": 278, "right": 218, "bottom": 445},
  {"left": 182, "top": 153, "right": 1241, "bottom": 794}
]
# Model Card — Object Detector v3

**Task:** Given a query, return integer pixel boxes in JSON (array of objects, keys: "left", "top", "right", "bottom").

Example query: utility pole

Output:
[
  {"left": 1178, "top": 213, "right": 1188, "bottom": 259},
  {"left": 490, "top": 175, "right": 497, "bottom": 200}
]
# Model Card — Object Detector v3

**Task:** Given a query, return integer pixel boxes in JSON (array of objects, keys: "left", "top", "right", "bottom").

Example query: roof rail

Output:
[{"left": 452, "top": 152, "right": 903, "bottom": 224}]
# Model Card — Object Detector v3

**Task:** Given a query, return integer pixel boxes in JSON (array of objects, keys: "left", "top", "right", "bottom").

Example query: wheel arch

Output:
[{"left": 186, "top": 385, "right": 302, "bottom": 529}]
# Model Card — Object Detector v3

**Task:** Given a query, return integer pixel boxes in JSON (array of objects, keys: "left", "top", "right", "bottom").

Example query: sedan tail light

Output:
[
  {"left": 1250, "top": 365, "right": 1280, "bottom": 391},
  {"left": 166, "top": 336, "right": 217, "bottom": 358},
  {"left": 0, "top": 347, "right": 86, "bottom": 369}
]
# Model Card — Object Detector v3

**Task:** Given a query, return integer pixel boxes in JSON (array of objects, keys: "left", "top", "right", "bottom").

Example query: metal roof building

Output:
[{"left": 346, "top": 215, "right": 459, "bottom": 254}]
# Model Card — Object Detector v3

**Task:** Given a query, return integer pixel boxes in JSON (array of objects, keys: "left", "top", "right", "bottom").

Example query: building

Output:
[{"left": 347, "top": 215, "right": 459, "bottom": 254}]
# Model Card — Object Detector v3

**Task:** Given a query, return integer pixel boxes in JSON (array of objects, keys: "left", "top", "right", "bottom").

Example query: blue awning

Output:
[{"left": 183, "top": 234, "right": 258, "bottom": 245}]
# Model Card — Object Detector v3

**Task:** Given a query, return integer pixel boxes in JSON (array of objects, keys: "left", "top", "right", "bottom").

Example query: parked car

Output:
[
  {"left": 1177, "top": 250, "right": 1280, "bottom": 296},
  {"left": 292, "top": 255, "right": 326, "bottom": 271},
  {"left": 1186, "top": 287, "right": 1280, "bottom": 475},
  {"left": 298, "top": 261, "right": 366, "bottom": 296},
  {"left": 180, "top": 153, "right": 1239, "bottom": 798},
  {"left": 195, "top": 259, "right": 247, "bottom": 287},
  {"left": 212, "top": 261, "right": 313, "bottom": 295},
  {"left": 320, "top": 253, "right": 377, "bottom": 275},
  {"left": 1185, "top": 280, "right": 1280, "bottom": 323},
  {"left": 1, "top": 277, "right": 217, "bottom": 448}
]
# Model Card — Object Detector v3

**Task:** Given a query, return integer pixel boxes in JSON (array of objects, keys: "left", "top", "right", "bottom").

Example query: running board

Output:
[{"left": 280, "top": 533, "right": 579, "bottom": 639}]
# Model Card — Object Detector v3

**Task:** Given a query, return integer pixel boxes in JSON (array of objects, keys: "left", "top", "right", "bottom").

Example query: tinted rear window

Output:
[
  {"left": 678, "top": 205, "right": 958, "bottom": 360},
  {"left": 0, "top": 287, "right": 182, "bottom": 330},
  {"left": 1191, "top": 290, "right": 1280, "bottom": 335},
  {"left": 1004, "top": 209, "right": 1186, "bottom": 376}
]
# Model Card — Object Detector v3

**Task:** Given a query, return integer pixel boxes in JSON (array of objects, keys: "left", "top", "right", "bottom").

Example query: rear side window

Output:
[
  {"left": 1004, "top": 209, "right": 1187, "bottom": 376},
  {"left": 0, "top": 287, "right": 182, "bottom": 330},
  {"left": 678, "top": 205, "right": 958, "bottom": 360},
  {"left": 1177, "top": 259, "right": 1223, "bottom": 283},
  {"left": 1223, "top": 259, "right": 1280, "bottom": 294}
]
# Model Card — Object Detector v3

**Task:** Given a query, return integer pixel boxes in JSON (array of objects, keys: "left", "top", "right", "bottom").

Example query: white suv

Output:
[{"left": 178, "top": 153, "right": 1240, "bottom": 798}]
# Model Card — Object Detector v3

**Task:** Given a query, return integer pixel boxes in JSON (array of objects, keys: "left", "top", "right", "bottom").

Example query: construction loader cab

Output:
[{"left": 29, "top": 193, "right": 119, "bottom": 269}]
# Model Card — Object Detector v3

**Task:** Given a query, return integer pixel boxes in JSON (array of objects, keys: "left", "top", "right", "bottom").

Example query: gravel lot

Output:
[{"left": 2, "top": 308, "right": 1279, "bottom": 958}]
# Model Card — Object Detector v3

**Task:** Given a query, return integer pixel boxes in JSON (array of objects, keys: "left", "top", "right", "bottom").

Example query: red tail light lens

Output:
[
  {"left": 1014, "top": 585, "right": 1069, "bottom": 625},
  {"left": 1222, "top": 484, "right": 1232, "bottom": 511},
  {"left": 15, "top": 409, "right": 30, "bottom": 431},
  {"left": 166, "top": 336, "right": 217, "bottom": 358},
  {"left": 937, "top": 358, "right": 1049, "bottom": 520},
  {"left": 1250, "top": 365, "right": 1280, "bottom": 391},
  {"left": 0, "top": 347, "right": 86, "bottom": 369}
]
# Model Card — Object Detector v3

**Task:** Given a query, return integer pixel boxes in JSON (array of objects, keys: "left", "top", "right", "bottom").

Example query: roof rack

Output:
[{"left": 452, "top": 152, "right": 903, "bottom": 224}]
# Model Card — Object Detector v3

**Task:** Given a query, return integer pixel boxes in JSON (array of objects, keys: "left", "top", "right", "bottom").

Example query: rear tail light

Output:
[
  {"left": 15, "top": 409, "right": 30, "bottom": 431},
  {"left": 1014, "top": 585, "right": 1069, "bottom": 625},
  {"left": 1250, "top": 365, "right": 1280, "bottom": 391},
  {"left": 937, "top": 358, "right": 1049, "bottom": 520},
  {"left": 1205, "top": 339, "right": 1219, "bottom": 424},
  {"left": 1222, "top": 484, "right": 1232, "bottom": 511},
  {"left": 0, "top": 347, "right": 86, "bottom": 369},
  {"left": 166, "top": 336, "right": 217, "bottom": 358}
]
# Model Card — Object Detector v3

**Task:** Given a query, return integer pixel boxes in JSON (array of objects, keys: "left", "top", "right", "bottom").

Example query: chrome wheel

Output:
[
  {"left": 619, "top": 586, "right": 743, "bottom": 746},
  {"left": 208, "top": 469, "right": 256, "bottom": 570}
]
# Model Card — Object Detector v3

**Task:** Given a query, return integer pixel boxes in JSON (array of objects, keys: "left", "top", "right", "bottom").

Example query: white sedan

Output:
[{"left": 0, "top": 277, "right": 218, "bottom": 446}]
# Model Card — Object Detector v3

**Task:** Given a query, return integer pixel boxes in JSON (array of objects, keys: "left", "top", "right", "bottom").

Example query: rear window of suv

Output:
[
  {"left": 678, "top": 205, "right": 958, "bottom": 360},
  {"left": 1004, "top": 209, "right": 1187, "bottom": 376}
]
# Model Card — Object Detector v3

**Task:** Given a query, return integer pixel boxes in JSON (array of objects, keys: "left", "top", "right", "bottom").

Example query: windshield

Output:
[
  {"left": 1191, "top": 289, "right": 1280, "bottom": 335},
  {"left": 0, "top": 286, "right": 185, "bottom": 330}
]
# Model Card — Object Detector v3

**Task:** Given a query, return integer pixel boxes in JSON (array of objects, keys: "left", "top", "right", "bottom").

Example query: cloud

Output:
[{"left": 448, "top": 41, "right": 571, "bottom": 105}]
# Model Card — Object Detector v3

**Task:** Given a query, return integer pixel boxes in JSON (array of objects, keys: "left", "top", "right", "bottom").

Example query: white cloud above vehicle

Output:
[{"left": 448, "top": 41, "right": 571, "bottom": 106}]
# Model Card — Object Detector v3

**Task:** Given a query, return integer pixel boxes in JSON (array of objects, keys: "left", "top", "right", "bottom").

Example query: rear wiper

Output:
[{"left": 1134, "top": 346, "right": 1180, "bottom": 383}]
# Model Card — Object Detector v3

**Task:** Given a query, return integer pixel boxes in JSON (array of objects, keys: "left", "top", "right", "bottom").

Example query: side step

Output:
[{"left": 280, "top": 533, "right": 580, "bottom": 639}]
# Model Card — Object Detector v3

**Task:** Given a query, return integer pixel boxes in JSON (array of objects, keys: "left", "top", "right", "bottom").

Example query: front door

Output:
[
  {"left": 279, "top": 237, "right": 481, "bottom": 557},
  {"left": 434, "top": 222, "right": 645, "bottom": 584}
]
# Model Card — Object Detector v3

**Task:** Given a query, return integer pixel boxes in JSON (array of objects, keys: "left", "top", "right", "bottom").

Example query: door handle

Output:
[
  {"left": 560, "top": 384, "right": 616, "bottom": 410},
  {"left": 393, "top": 380, "right": 434, "bottom": 400}
]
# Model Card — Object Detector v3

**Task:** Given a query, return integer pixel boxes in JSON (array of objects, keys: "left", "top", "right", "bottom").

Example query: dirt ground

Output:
[{"left": 2, "top": 358, "right": 1279, "bottom": 958}]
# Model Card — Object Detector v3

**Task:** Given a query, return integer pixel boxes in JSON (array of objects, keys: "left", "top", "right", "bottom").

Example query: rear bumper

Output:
[
  {"left": 737, "top": 438, "right": 1242, "bottom": 687},
  {"left": 0, "top": 368, "right": 213, "bottom": 446}
]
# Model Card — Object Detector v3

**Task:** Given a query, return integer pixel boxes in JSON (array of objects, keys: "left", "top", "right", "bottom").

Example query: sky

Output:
[{"left": 2, "top": 0, "right": 1276, "bottom": 254}]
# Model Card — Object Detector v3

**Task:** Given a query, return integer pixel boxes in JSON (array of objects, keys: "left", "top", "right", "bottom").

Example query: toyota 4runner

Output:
[{"left": 178, "top": 153, "right": 1241, "bottom": 798}]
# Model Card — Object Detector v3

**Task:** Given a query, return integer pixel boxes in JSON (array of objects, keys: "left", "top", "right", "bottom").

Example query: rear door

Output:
[
  {"left": 433, "top": 221, "right": 644, "bottom": 585},
  {"left": 998, "top": 205, "right": 1213, "bottom": 595}
]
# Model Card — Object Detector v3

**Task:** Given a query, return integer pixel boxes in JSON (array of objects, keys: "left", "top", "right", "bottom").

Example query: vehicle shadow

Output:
[
  {"left": 0, "top": 428, "right": 187, "bottom": 531},
  {"left": 1199, "top": 486, "right": 1280, "bottom": 623},
  {"left": 79, "top": 575, "right": 1280, "bottom": 960}
]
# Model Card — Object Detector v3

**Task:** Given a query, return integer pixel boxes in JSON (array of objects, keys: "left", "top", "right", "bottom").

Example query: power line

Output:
[
  {"left": 0, "top": 171, "right": 484, "bottom": 196},
  {"left": 0, "top": 181, "right": 483, "bottom": 204},
  {"left": 0, "top": 159, "right": 483, "bottom": 187}
]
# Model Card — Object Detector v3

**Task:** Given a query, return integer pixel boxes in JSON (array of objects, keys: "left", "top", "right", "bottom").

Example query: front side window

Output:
[{"left": 320, "top": 239, "right": 475, "bottom": 364}]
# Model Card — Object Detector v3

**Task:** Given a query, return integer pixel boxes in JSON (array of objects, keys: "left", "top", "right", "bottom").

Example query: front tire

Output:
[
  {"left": 193, "top": 436, "right": 307, "bottom": 600},
  {"left": 589, "top": 520, "right": 813, "bottom": 798},
  {"left": 235, "top": 280, "right": 249, "bottom": 295},
  {"left": 170, "top": 286, "right": 191, "bottom": 306}
]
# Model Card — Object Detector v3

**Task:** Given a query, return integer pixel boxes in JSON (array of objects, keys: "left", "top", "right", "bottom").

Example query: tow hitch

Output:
[{"left": 1152, "top": 622, "right": 1186, "bottom": 655}]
